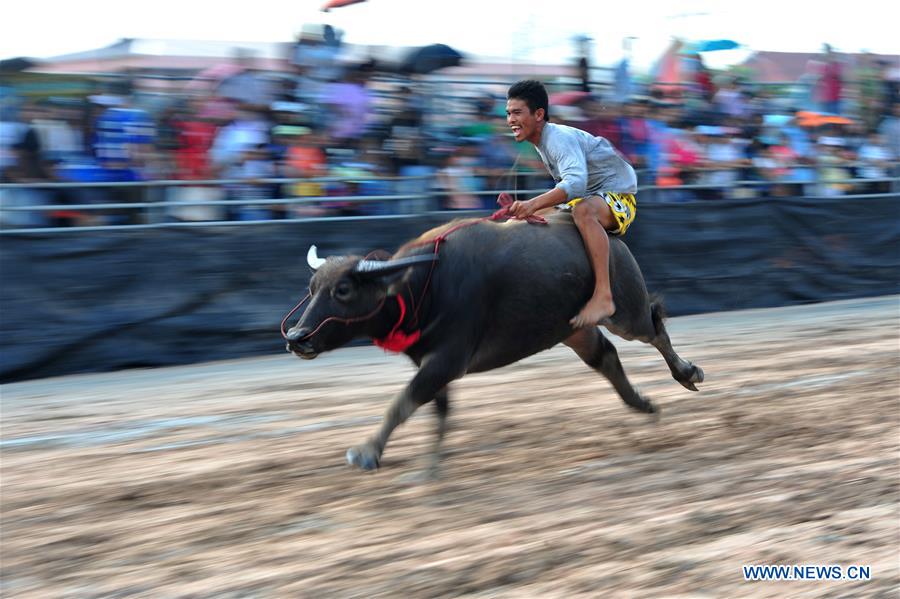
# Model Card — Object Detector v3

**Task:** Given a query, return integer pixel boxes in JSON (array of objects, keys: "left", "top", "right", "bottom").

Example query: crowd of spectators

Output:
[{"left": 1, "top": 36, "right": 898, "bottom": 227}]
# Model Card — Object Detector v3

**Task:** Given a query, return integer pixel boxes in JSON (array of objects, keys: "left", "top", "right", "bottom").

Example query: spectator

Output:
[
  {"left": 694, "top": 126, "right": 745, "bottom": 199},
  {"left": 612, "top": 38, "right": 634, "bottom": 103},
  {"left": 478, "top": 119, "right": 520, "bottom": 193},
  {"left": 174, "top": 99, "right": 218, "bottom": 180},
  {"left": 650, "top": 104, "right": 698, "bottom": 198},
  {"left": 1, "top": 101, "right": 52, "bottom": 226},
  {"left": 277, "top": 125, "right": 329, "bottom": 217},
  {"left": 90, "top": 87, "right": 160, "bottom": 225},
  {"left": 458, "top": 95, "right": 496, "bottom": 144},
  {"left": 32, "top": 100, "right": 86, "bottom": 165},
  {"left": 436, "top": 142, "right": 483, "bottom": 210},
  {"left": 712, "top": 78, "right": 748, "bottom": 120},
  {"left": 767, "top": 132, "right": 803, "bottom": 196},
  {"left": 752, "top": 138, "right": 799, "bottom": 197},
  {"left": 876, "top": 60, "right": 900, "bottom": 116},
  {"left": 574, "top": 35, "right": 591, "bottom": 92},
  {"left": 686, "top": 52, "right": 716, "bottom": 102},
  {"left": 856, "top": 53, "right": 886, "bottom": 131},
  {"left": 225, "top": 143, "right": 276, "bottom": 220},
  {"left": 30, "top": 100, "right": 102, "bottom": 225},
  {"left": 216, "top": 49, "right": 279, "bottom": 110},
  {"left": 580, "top": 96, "right": 622, "bottom": 148},
  {"left": 763, "top": 114, "right": 816, "bottom": 193},
  {"left": 815, "top": 138, "right": 853, "bottom": 196},
  {"left": 319, "top": 62, "right": 374, "bottom": 149},
  {"left": 167, "top": 100, "right": 225, "bottom": 222},
  {"left": 856, "top": 132, "right": 893, "bottom": 193},
  {"left": 291, "top": 23, "right": 343, "bottom": 115},
  {"left": 93, "top": 93, "right": 156, "bottom": 182},
  {"left": 619, "top": 98, "right": 651, "bottom": 170},
  {"left": 209, "top": 106, "right": 270, "bottom": 174},
  {"left": 877, "top": 102, "right": 900, "bottom": 160},
  {"left": 818, "top": 44, "right": 844, "bottom": 115}
]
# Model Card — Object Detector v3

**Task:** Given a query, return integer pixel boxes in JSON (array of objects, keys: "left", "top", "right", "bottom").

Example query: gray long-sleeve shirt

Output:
[{"left": 534, "top": 122, "right": 637, "bottom": 199}]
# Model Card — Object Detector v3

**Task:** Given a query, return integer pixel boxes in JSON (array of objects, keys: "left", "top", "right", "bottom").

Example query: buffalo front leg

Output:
[
  {"left": 347, "top": 356, "right": 463, "bottom": 472},
  {"left": 564, "top": 327, "right": 658, "bottom": 414},
  {"left": 425, "top": 388, "right": 449, "bottom": 478}
]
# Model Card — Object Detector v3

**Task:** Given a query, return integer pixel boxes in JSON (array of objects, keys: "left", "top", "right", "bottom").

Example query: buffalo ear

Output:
[{"left": 354, "top": 254, "right": 437, "bottom": 280}]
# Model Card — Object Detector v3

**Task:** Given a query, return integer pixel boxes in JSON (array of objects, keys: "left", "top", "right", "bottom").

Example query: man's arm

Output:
[
  {"left": 508, "top": 129, "right": 587, "bottom": 218},
  {"left": 507, "top": 186, "right": 568, "bottom": 218}
]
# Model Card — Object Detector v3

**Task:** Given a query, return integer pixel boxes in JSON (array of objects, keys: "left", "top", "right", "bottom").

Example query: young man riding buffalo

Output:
[
  {"left": 505, "top": 79, "right": 638, "bottom": 328},
  {"left": 284, "top": 81, "right": 703, "bottom": 476}
]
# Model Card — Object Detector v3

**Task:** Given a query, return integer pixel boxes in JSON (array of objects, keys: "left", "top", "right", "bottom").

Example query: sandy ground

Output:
[{"left": 1, "top": 296, "right": 899, "bottom": 598}]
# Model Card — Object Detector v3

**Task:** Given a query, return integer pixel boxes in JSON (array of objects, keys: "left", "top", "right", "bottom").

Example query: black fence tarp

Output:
[{"left": 2, "top": 197, "right": 898, "bottom": 382}]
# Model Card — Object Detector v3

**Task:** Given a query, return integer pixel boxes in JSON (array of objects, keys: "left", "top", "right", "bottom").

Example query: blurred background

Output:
[{"left": 1, "top": 0, "right": 898, "bottom": 229}]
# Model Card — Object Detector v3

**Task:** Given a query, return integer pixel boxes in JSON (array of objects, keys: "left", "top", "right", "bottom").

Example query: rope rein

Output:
[{"left": 281, "top": 293, "right": 388, "bottom": 341}]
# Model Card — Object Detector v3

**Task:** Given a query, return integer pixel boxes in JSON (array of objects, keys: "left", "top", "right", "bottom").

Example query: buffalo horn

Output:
[
  {"left": 355, "top": 254, "right": 437, "bottom": 277},
  {"left": 307, "top": 245, "right": 326, "bottom": 270}
]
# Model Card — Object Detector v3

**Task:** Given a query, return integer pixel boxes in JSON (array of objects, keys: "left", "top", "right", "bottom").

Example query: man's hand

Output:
[
  {"left": 492, "top": 192, "right": 548, "bottom": 225},
  {"left": 507, "top": 199, "right": 538, "bottom": 219}
]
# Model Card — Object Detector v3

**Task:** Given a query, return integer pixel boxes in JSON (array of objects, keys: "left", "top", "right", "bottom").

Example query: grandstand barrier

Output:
[{"left": 1, "top": 180, "right": 898, "bottom": 381}]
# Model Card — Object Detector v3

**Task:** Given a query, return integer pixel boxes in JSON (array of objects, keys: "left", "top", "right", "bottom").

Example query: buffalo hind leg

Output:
[
  {"left": 605, "top": 302, "right": 704, "bottom": 392},
  {"left": 564, "top": 327, "right": 657, "bottom": 414},
  {"left": 646, "top": 303, "right": 704, "bottom": 391},
  {"left": 347, "top": 354, "right": 463, "bottom": 472}
]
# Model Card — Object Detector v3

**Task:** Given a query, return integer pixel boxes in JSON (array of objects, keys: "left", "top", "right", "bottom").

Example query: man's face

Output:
[{"left": 506, "top": 98, "right": 544, "bottom": 143}]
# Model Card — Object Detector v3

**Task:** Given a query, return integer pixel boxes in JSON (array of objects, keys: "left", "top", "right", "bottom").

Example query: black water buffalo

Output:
[{"left": 285, "top": 212, "right": 703, "bottom": 474}]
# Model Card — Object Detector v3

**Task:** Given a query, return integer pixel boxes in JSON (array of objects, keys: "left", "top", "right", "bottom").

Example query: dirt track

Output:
[{"left": 2, "top": 296, "right": 899, "bottom": 598}]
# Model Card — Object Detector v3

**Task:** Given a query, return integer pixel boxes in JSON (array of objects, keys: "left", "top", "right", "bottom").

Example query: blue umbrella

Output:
[
  {"left": 693, "top": 39, "right": 740, "bottom": 52},
  {"left": 399, "top": 44, "right": 464, "bottom": 75}
]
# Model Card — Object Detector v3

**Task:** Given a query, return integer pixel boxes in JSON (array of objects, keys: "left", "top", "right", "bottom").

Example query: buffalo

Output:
[{"left": 285, "top": 211, "right": 703, "bottom": 475}]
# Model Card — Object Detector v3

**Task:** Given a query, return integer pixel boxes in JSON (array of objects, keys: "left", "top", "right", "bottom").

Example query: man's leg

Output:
[{"left": 571, "top": 196, "right": 617, "bottom": 328}]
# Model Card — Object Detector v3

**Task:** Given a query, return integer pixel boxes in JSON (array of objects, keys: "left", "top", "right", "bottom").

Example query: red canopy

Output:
[{"left": 321, "top": 0, "right": 366, "bottom": 11}]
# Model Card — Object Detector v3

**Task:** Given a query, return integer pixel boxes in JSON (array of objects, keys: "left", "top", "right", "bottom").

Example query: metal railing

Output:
[{"left": 1, "top": 169, "right": 898, "bottom": 234}]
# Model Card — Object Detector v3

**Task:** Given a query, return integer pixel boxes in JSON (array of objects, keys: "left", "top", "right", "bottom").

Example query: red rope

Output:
[{"left": 373, "top": 294, "right": 421, "bottom": 352}]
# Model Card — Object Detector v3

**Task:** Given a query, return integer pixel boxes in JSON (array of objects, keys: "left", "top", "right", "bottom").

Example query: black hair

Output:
[{"left": 507, "top": 79, "right": 549, "bottom": 121}]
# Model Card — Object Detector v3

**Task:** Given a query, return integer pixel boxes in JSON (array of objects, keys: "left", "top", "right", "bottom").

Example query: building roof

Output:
[
  {"left": 30, "top": 38, "right": 576, "bottom": 80},
  {"left": 47, "top": 38, "right": 292, "bottom": 62},
  {"left": 742, "top": 51, "right": 900, "bottom": 82},
  {"left": 32, "top": 38, "right": 292, "bottom": 74}
]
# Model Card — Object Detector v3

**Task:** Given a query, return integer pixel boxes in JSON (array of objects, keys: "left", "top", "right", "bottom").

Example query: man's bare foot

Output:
[{"left": 569, "top": 296, "right": 615, "bottom": 328}]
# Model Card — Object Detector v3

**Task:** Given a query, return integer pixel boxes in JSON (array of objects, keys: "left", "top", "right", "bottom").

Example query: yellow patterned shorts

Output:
[{"left": 564, "top": 192, "right": 637, "bottom": 236}]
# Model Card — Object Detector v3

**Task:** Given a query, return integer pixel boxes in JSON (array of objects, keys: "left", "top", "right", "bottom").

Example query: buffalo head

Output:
[{"left": 285, "top": 245, "right": 435, "bottom": 359}]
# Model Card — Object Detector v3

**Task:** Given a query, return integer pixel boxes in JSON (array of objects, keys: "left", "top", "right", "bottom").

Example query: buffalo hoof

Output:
[
  {"left": 641, "top": 398, "right": 661, "bottom": 420},
  {"left": 693, "top": 365, "right": 705, "bottom": 383},
  {"left": 628, "top": 392, "right": 658, "bottom": 415},
  {"left": 680, "top": 365, "right": 705, "bottom": 392},
  {"left": 681, "top": 366, "right": 703, "bottom": 391},
  {"left": 346, "top": 444, "right": 380, "bottom": 471}
]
